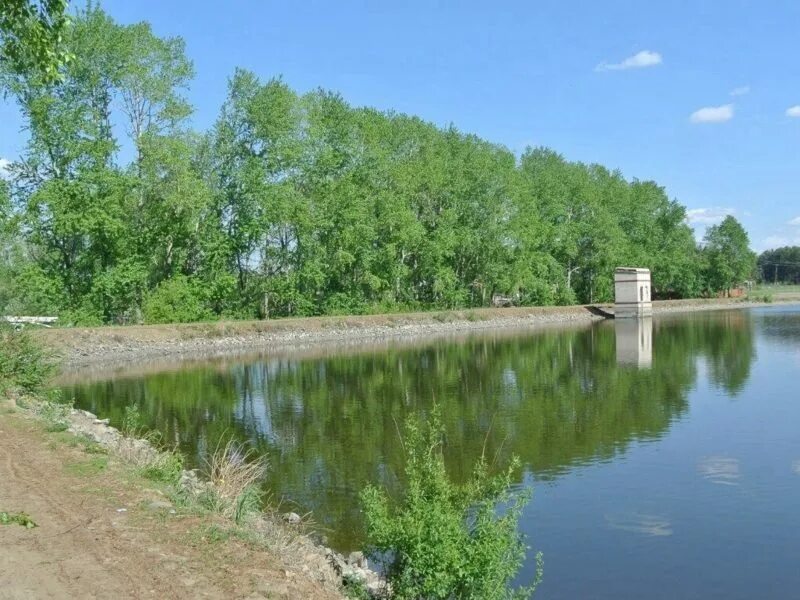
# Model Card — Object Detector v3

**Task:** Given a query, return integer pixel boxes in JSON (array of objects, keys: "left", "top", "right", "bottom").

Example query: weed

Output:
[
  {"left": 0, "top": 511, "right": 37, "bottom": 529},
  {"left": 140, "top": 450, "right": 183, "bottom": 484},
  {"left": 35, "top": 395, "right": 74, "bottom": 432},
  {"left": 342, "top": 575, "right": 371, "bottom": 599},
  {"left": 204, "top": 439, "right": 267, "bottom": 521}
]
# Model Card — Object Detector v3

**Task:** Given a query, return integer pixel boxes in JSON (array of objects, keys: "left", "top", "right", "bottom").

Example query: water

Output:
[{"left": 63, "top": 307, "right": 800, "bottom": 599}]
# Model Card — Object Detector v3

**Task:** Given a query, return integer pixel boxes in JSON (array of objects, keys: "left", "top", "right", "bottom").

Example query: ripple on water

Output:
[
  {"left": 605, "top": 513, "right": 673, "bottom": 537},
  {"left": 697, "top": 456, "right": 740, "bottom": 486}
]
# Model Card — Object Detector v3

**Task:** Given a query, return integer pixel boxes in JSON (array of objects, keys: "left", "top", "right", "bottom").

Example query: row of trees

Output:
[
  {"left": 757, "top": 246, "right": 800, "bottom": 284},
  {"left": 0, "top": 5, "right": 757, "bottom": 324}
]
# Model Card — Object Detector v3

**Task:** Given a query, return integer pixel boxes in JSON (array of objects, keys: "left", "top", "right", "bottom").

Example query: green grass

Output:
[
  {"left": 65, "top": 455, "right": 109, "bottom": 476},
  {"left": 749, "top": 284, "right": 800, "bottom": 296}
]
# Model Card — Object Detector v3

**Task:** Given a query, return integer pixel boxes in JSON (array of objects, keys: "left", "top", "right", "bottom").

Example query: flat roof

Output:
[{"left": 615, "top": 267, "right": 650, "bottom": 273}]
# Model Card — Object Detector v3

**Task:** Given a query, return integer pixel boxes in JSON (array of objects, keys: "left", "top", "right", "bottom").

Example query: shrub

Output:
[
  {"left": 143, "top": 276, "right": 211, "bottom": 324},
  {"left": 361, "top": 410, "right": 541, "bottom": 600},
  {"left": 0, "top": 326, "right": 55, "bottom": 394}
]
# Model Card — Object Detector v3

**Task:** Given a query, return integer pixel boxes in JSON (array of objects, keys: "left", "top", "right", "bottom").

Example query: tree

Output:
[
  {"left": 758, "top": 246, "right": 800, "bottom": 284},
  {"left": 703, "top": 216, "right": 756, "bottom": 295},
  {"left": 0, "top": 0, "right": 70, "bottom": 81}
]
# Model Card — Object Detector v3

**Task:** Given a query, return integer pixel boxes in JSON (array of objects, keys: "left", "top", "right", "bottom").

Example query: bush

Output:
[
  {"left": 143, "top": 276, "right": 211, "bottom": 324},
  {"left": 0, "top": 326, "right": 55, "bottom": 394},
  {"left": 361, "top": 410, "right": 541, "bottom": 600}
]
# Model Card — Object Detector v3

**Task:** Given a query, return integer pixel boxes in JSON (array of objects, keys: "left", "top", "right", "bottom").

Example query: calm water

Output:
[{"left": 63, "top": 307, "right": 800, "bottom": 599}]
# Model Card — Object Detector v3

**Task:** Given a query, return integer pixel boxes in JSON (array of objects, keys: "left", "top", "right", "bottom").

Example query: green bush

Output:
[
  {"left": 0, "top": 326, "right": 55, "bottom": 394},
  {"left": 361, "top": 410, "right": 541, "bottom": 600},
  {"left": 142, "top": 276, "right": 211, "bottom": 324}
]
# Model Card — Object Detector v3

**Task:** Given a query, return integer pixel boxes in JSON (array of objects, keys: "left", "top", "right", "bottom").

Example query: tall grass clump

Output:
[
  {"left": 0, "top": 325, "right": 55, "bottom": 395},
  {"left": 204, "top": 439, "right": 268, "bottom": 522},
  {"left": 361, "top": 410, "right": 541, "bottom": 600}
]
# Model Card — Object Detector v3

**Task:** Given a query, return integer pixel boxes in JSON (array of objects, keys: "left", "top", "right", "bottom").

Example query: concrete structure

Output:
[
  {"left": 615, "top": 318, "right": 653, "bottom": 368},
  {"left": 614, "top": 267, "right": 652, "bottom": 318}
]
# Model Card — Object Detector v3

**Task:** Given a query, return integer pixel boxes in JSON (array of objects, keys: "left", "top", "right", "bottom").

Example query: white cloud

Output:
[
  {"left": 788, "top": 216, "right": 800, "bottom": 226},
  {"left": 786, "top": 105, "right": 800, "bottom": 118},
  {"left": 595, "top": 50, "right": 662, "bottom": 72},
  {"left": 686, "top": 207, "right": 736, "bottom": 225},
  {"left": 729, "top": 85, "right": 750, "bottom": 97},
  {"left": 0, "top": 158, "right": 10, "bottom": 179},
  {"left": 761, "top": 235, "right": 800, "bottom": 250},
  {"left": 690, "top": 104, "right": 734, "bottom": 124}
]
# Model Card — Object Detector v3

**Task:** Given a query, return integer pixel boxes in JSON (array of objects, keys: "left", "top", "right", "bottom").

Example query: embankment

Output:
[{"left": 38, "top": 297, "right": 799, "bottom": 370}]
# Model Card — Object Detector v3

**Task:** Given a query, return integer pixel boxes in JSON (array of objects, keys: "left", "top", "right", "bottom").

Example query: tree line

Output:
[
  {"left": 757, "top": 246, "right": 800, "bottom": 284},
  {"left": 0, "top": 5, "right": 757, "bottom": 324}
]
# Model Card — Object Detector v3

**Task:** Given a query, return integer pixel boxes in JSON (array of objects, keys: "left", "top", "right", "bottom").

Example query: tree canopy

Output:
[
  {"left": 758, "top": 246, "right": 800, "bottom": 284},
  {"left": 0, "top": 5, "right": 758, "bottom": 324},
  {"left": 0, "top": 0, "right": 71, "bottom": 80},
  {"left": 702, "top": 216, "right": 757, "bottom": 294}
]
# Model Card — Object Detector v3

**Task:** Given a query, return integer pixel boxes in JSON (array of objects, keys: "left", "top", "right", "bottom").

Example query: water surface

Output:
[{"left": 64, "top": 307, "right": 800, "bottom": 599}]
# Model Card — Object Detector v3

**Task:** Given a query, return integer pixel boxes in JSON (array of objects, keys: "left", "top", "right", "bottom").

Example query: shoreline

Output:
[
  {"left": 39, "top": 297, "right": 800, "bottom": 373},
  {"left": 3, "top": 392, "right": 383, "bottom": 598}
]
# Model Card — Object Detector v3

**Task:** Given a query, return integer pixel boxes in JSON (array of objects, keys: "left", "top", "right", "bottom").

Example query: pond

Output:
[{"left": 63, "top": 306, "right": 800, "bottom": 599}]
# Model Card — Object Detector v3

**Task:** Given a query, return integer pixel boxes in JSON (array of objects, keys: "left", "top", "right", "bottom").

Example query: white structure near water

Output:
[
  {"left": 614, "top": 267, "right": 652, "bottom": 318},
  {"left": 615, "top": 318, "right": 653, "bottom": 368}
]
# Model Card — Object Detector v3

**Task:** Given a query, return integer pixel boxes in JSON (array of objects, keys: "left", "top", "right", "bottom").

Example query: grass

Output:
[
  {"left": 65, "top": 455, "right": 109, "bottom": 476},
  {"left": 749, "top": 284, "right": 800, "bottom": 298},
  {"left": 139, "top": 450, "right": 184, "bottom": 483},
  {"left": 203, "top": 439, "right": 267, "bottom": 523}
]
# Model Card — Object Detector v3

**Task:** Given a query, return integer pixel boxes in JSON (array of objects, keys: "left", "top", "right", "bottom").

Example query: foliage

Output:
[
  {"left": 702, "top": 216, "right": 757, "bottom": 295},
  {"left": 34, "top": 393, "right": 72, "bottom": 431},
  {"left": 758, "top": 246, "right": 800, "bottom": 284},
  {"left": 0, "top": 0, "right": 71, "bottom": 81},
  {"left": 0, "top": 5, "right": 753, "bottom": 324},
  {"left": 0, "top": 326, "right": 55, "bottom": 393},
  {"left": 0, "top": 510, "right": 37, "bottom": 528},
  {"left": 139, "top": 449, "right": 183, "bottom": 483},
  {"left": 361, "top": 410, "right": 540, "bottom": 599},
  {"left": 142, "top": 276, "right": 210, "bottom": 324}
]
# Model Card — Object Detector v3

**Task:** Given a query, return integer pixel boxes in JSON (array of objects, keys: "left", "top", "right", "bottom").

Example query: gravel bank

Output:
[{"left": 40, "top": 298, "right": 797, "bottom": 373}]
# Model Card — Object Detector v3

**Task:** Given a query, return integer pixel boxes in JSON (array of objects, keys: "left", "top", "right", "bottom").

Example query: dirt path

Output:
[{"left": 0, "top": 407, "right": 343, "bottom": 600}]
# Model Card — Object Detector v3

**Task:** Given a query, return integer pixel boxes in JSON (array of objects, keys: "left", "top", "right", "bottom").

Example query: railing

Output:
[{"left": 2, "top": 316, "right": 59, "bottom": 329}]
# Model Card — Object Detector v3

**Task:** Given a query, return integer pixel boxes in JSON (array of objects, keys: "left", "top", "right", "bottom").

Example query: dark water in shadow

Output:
[{"left": 63, "top": 307, "right": 800, "bottom": 599}]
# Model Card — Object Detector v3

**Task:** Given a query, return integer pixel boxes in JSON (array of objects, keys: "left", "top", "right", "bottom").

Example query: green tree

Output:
[
  {"left": 703, "top": 216, "right": 756, "bottom": 295},
  {"left": 0, "top": 0, "right": 70, "bottom": 81}
]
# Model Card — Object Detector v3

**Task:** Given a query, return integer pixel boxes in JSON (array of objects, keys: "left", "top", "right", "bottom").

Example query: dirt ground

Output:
[{"left": 0, "top": 405, "right": 343, "bottom": 600}]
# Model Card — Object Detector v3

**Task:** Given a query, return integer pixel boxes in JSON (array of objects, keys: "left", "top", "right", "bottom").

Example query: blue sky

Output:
[{"left": 2, "top": 0, "right": 799, "bottom": 250}]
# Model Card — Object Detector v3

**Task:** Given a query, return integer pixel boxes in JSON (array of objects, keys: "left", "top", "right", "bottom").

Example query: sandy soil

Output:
[{"left": 0, "top": 404, "right": 344, "bottom": 600}]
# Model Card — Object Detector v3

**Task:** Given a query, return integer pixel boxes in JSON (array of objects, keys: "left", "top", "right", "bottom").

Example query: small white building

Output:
[{"left": 614, "top": 267, "right": 652, "bottom": 318}]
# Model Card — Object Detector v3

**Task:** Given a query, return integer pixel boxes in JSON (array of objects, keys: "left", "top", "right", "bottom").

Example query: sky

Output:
[{"left": 1, "top": 0, "right": 799, "bottom": 250}]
